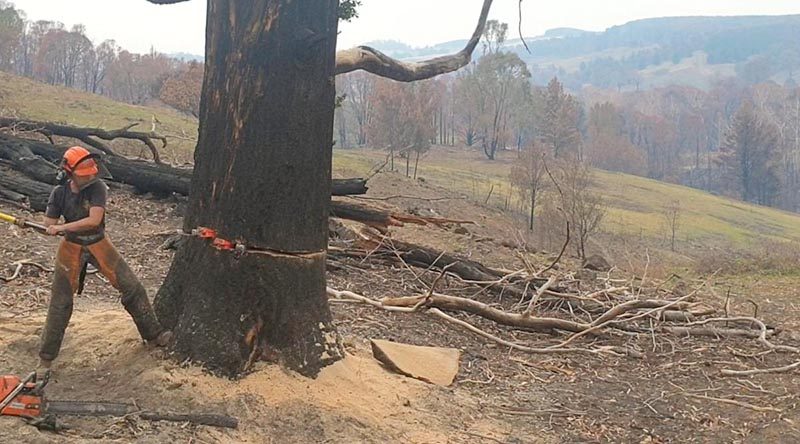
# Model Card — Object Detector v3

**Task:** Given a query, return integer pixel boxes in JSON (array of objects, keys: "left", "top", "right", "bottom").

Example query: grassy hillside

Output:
[
  {"left": 333, "top": 146, "right": 800, "bottom": 250},
  {"left": 0, "top": 72, "right": 198, "bottom": 162},
  {"left": 4, "top": 71, "right": 800, "bottom": 254}
]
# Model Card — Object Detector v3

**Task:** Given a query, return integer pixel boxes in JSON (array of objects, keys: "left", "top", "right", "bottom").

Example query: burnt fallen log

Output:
[
  {"left": 0, "top": 117, "right": 166, "bottom": 163},
  {"left": 330, "top": 199, "right": 475, "bottom": 233},
  {"left": 0, "top": 134, "right": 59, "bottom": 184},
  {"left": 390, "top": 238, "right": 505, "bottom": 282},
  {"left": 330, "top": 178, "right": 369, "bottom": 196},
  {"left": 0, "top": 133, "right": 368, "bottom": 197},
  {"left": 0, "top": 164, "right": 51, "bottom": 211}
]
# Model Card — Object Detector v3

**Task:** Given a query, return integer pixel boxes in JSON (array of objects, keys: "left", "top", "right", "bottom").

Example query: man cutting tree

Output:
[{"left": 30, "top": 146, "right": 172, "bottom": 373}]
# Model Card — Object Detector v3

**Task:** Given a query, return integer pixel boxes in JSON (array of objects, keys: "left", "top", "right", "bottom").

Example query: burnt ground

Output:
[{"left": 2, "top": 172, "right": 800, "bottom": 443}]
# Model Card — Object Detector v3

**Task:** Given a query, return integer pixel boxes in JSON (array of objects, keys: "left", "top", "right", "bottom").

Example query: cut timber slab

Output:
[{"left": 370, "top": 339, "right": 460, "bottom": 386}]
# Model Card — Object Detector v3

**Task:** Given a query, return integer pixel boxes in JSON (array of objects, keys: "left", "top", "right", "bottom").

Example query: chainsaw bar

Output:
[
  {"left": 44, "top": 399, "right": 239, "bottom": 428},
  {"left": 45, "top": 399, "right": 138, "bottom": 417}
]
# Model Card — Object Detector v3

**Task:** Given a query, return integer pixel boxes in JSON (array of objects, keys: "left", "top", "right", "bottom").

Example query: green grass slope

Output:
[
  {"left": 0, "top": 72, "right": 198, "bottom": 161},
  {"left": 334, "top": 146, "right": 800, "bottom": 249},
  {"left": 5, "top": 72, "right": 800, "bottom": 251}
]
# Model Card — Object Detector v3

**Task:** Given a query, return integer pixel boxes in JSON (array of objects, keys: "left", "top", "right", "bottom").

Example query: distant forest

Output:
[{"left": 1, "top": 1, "right": 799, "bottom": 213}]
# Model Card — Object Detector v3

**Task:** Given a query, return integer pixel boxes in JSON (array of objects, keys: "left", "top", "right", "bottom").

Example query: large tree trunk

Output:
[{"left": 153, "top": 0, "right": 342, "bottom": 378}]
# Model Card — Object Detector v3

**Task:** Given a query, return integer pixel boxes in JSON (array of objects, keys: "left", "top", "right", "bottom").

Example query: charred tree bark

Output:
[
  {"left": 0, "top": 164, "right": 52, "bottom": 211},
  {"left": 152, "top": 0, "right": 343, "bottom": 377},
  {"left": 0, "top": 134, "right": 59, "bottom": 184}
]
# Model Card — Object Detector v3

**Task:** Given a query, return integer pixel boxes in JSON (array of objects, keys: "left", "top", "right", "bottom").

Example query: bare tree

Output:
[
  {"left": 481, "top": 19, "right": 508, "bottom": 55},
  {"left": 368, "top": 79, "right": 437, "bottom": 175},
  {"left": 472, "top": 51, "right": 530, "bottom": 159},
  {"left": 341, "top": 71, "right": 374, "bottom": 146},
  {"left": 662, "top": 200, "right": 681, "bottom": 252},
  {"left": 0, "top": 2, "right": 23, "bottom": 71},
  {"left": 454, "top": 65, "right": 479, "bottom": 146},
  {"left": 82, "top": 39, "right": 118, "bottom": 94},
  {"left": 548, "top": 158, "right": 605, "bottom": 260},
  {"left": 510, "top": 143, "right": 548, "bottom": 230}
]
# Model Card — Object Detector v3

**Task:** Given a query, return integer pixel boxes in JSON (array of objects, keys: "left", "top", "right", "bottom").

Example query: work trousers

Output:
[{"left": 39, "top": 236, "right": 164, "bottom": 361}]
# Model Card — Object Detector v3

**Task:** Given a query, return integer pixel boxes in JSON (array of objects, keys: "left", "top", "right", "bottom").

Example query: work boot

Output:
[{"left": 153, "top": 330, "right": 173, "bottom": 347}]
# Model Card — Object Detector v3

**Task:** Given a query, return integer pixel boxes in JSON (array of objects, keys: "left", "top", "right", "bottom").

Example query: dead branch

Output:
[
  {"left": 427, "top": 308, "right": 629, "bottom": 357},
  {"left": 721, "top": 360, "right": 800, "bottom": 377},
  {"left": 345, "top": 229, "right": 510, "bottom": 284},
  {"left": 682, "top": 393, "right": 782, "bottom": 413},
  {"left": 0, "top": 117, "right": 166, "bottom": 163},
  {"left": 523, "top": 275, "right": 558, "bottom": 317},
  {"left": 537, "top": 220, "right": 569, "bottom": 275},
  {"left": 382, "top": 292, "right": 591, "bottom": 333},
  {"left": 550, "top": 275, "right": 716, "bottom": 350},
  {"left": 335, "top": 0, "right": 493, "bottom": 81},
  {"left": 657, "top": 326, "right": 773, "bottom": 339},
  {"left": 328, "top": 286, "right": 632, "bottom": 356},
  {"left": 686, "top": 317, "right": 790, "bottom": 352},
  {"left": 353, "top": 195, "right": 465, "bottom": 202},
  {"left": 1, "top": 260, "right": 51, "bottom": 282}
]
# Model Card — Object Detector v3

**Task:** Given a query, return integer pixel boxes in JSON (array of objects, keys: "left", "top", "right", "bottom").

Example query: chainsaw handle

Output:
[{"left": 0, "top": 372, "right": 36, "bottom": 413}]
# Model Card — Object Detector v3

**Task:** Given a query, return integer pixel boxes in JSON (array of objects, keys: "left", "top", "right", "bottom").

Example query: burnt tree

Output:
[{"left": 146, "top": 0, "right": 494, "bottom": 377}]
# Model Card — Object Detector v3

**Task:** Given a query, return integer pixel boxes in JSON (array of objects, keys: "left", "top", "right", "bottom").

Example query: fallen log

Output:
[
  {"left": 393, "top": 239, "right": 505, "bottom": 282},
  {"left": 337, "top": 235, "right": 507, "bottom": 283},
  {"left": 0, "top": 134, "right": 58, "bottom": 184},
  {"left": 330, "top": 178, "right": 369, "bottom": 196},
  {"left": 0, "top": 133, "right": 368, "bottom": 197},
  {"left": 0, "top": 117, "right": 166, "bottom": 163},
  {"left": 0, "top": 164, "right": 51, "bottom": 211},
  {"left": 330, "top": 200, "right": 404, "bottom": 232},
  {"left": 1, "top": 134, "right": 467, "bottom": 240},
  {"left": 330, "top": 199, "right": 472, "bottom": 233}
]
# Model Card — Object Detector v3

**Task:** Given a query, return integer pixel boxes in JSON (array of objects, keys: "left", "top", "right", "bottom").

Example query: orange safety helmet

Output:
[{"left": 62, "top": 146, "right": 99, "bottom": 177}]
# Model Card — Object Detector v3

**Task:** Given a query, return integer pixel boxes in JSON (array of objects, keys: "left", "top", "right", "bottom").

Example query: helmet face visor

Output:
[{"left": 71, "top": 157, "right": 99, "bottom": 177}]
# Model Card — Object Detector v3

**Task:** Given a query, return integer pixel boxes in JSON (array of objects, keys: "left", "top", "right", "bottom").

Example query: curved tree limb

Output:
[
  {"left": 0, "top": 118, "right": 165, "bottom": 163},
  {"left": 147, "top": 0, "right": 494, "bottom": 82},
  {"left": 335, "top": 0, "right": 494, "bottom": 81}
]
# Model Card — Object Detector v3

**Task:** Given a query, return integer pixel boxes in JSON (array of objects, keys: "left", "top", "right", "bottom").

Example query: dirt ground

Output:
[{"left": 3, "top": 173, "right": 800, "bottom": 443}]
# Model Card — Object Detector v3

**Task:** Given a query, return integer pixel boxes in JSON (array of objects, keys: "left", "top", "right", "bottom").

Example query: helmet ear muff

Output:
[
  {"left": 56, "top": 150, "right": 109, "bottom": 184},
  {"left": 56, "top": 158, "right": 71, "bottom": 184}
]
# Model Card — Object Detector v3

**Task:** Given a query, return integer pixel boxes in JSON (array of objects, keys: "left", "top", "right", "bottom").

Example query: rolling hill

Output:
[
  {"left": 366, "top": 15, "right": 800, "bottom": 90},
  {"left": 3, "top": 70, "right": 800, "bottom": 255}
]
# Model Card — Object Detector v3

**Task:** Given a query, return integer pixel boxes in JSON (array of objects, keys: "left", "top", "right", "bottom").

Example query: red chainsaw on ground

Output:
[{"left": 1, "top": 371, "right": 238, "bottom": 430}]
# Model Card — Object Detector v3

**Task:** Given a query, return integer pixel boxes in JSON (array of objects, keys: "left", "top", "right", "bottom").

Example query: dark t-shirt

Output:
[{"left": 45, "top": 180, "right": 108, "bottom": 244}]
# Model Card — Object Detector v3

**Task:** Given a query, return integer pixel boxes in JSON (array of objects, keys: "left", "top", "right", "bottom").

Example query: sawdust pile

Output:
[{"left": 0, "top": 309, "right": 514, "bottom": 443}]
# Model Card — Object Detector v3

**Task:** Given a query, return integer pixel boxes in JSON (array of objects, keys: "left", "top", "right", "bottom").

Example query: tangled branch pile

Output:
[{"left": 326, "top": 221, "right": 796, "bottom": 377}]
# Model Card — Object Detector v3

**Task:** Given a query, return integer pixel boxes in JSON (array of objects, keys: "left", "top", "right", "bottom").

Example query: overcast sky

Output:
[{"left": 9, "top": 0, "right": 800, "bottom": 55}]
